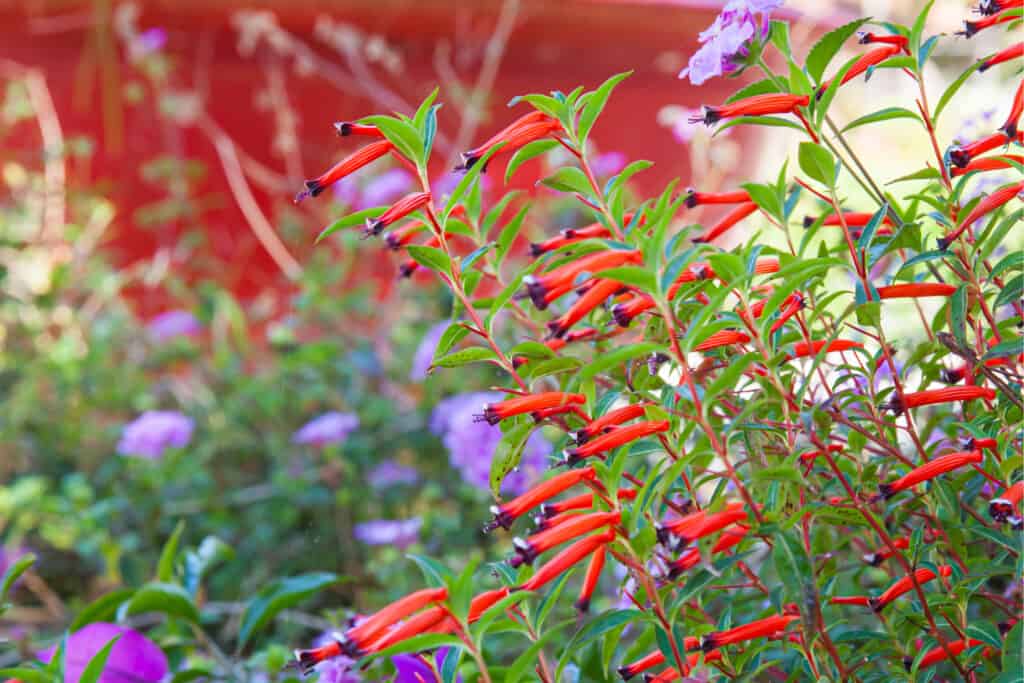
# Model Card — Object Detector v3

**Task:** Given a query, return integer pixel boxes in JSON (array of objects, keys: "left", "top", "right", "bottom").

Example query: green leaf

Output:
[
  {"left": 422, "top": 104, "right": 441, "bottom": 159},
  {"left": 70, "top": 588, "right": 135, "bottom": 630},
  {"left": 713, "top": 115, "right": 806, "bottom": 135},
  {"left": 407, "top": 554, "right": 453, "bottom": 587},
  {"left": 966, "top": 621, "right": 1003, "bottom": 650},
  {"left": 578, "top": 71, "right": 632, "bottom": 142},
  {"left": 406, "top": 245, "right": 452, "bottom": 275},
  {"left": 505, "top": 139, "right": 559, "bottom": 184},
  {"left": 360, "top": 114, "right": 423, "bottom": 165},
  {"left": 444, "top": 144, "right": 504, "bottom": 220},
  {"left": 769, "top": 20, "right": 792, "bottom": 58},
  {"left": 509, "top": 341, "right": 556, "bottom": 361},
  {"left": 725, "top": 78, "right": 781, "bottom": 104},
  {"left": 577, "top": 342, "right": 663, "bottom": 384},
  {"left": 432, "top": 346, "right": 499, "bottom": 369},
  {"left": 490, "top": 424, "right": 536, "bottom": 497},
  {"left": 806, "top": 18, "right": 871, "bottom": 83},
  {"left": 413, "top": 87, "right": 440, "bottom": 131},
  {"left": 157, "top": 520, "right": 185, "bottom": 582},
  {"left": 556, "top": 609, "right": 640, "bottom": 679},
  {"left": 934, "top": 61, "right": 982, "bottom": 124},
  {"left": 951, "top": 284, "right": 969, "bottom": 349},
  {"left": 840, "top": 107, "right": 919, "bottom": 133},
  {"left": 908, "top": 0, "right": 935, "bottom": 60},
  {"left": 982, "top": 339, "right": 1023, "bottom": 361},
  {"left": 123, "top": 581, "right": 200, "bottom": 623},
  {"left": 1, "top": 552, "right": 34, "bottom": 604},
  {"left": 539, "top": 167, "right": 592, "bottom": 196},
  {"left": 886, "top": 167, "right": 942, "bottom": 185},
  {"left": 316, "top": 206, "right": 390, "bottom": 242},
  {"left": 78, "top": 635, "right": 122, "bottom": 683},
  {"left": 798, "top": 142, "right": 835, "bottom": 187},
  {"left": 990, "top": 250, "right": 1024, "bottom": 279},
  {"left": 856, "top": 203, "right": 889, "bottom": 254},
  {"left": 596, "top": 266, "right": 656, "bottom": 292},
  {"left": 183, "top": 536, "right": 234, "bottom": 596},
  {"left": 365, "top": 633, "right": 464, "bottom": 660},
  {"left": 772, "top": 529, "right": 818, "bottom": 639},
  {"left": 0, "top": 669, "right": 55, "bottom": 683},
  {"left": 238, "top": 573, "right": 339, "bottom": 647},
  {"left": 995, "top": 274, "right": 1023, "bottom": 310}
]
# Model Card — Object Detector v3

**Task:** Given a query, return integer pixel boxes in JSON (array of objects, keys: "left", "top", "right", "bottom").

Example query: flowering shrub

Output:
[
  {"left": 2, "top": 2, "right": 1022, "bottom": 683},
  {"left": 277, "top": 1, "right": 1022, "bottom": 681}
]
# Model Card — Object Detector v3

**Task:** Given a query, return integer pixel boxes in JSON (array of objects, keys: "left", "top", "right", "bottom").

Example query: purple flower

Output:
[
  {"left": 410, "top": 322, "right": 448, "bottom": 381},
  {"left": 592, "top": 151, "right": 627, "bottom": 178},
  {"left": 292, "top": 412, "right": 359, "bottom": 448},
  {"left": 37, "top": 623, "right": 168, "bottom": 683},
  {"left": 430, "top": 392, "right": 552, "bottom": 495},
  {"left": 679, "top": 0, "right": 782, "bottom": 85},
  {"left": 362, "top": 168, "right": 414, "bottom": 207},
  {"left": 146, "top": 309, "right": 201, "bottom": 342},
  {"left": 354, "top": 517, "right": 422, "bottom": 548},
  {"left": 367, "top": 460, "right": 419, "bottom": 489},
  {"left": 117, "top": 411, "right": 194, "bottom": 459},
  {"left": 394, "top": 647, "right": 460, "bottom": 683},
  {"left": 312, "top": 632, "right": 360, "bottom": 682}
]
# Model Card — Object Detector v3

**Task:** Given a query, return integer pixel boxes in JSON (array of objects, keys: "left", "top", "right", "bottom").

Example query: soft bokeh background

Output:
[{"left": 0, "top": 0, "right": 1017, "bottom": 677}]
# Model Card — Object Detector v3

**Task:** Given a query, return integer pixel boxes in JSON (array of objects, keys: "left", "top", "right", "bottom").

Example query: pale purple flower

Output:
[
  {"left": 394, "top": 647, "right": 460, "bottom": 683},
  {"left": 117, "top": 410, "right": 194, "bottom": 459},
  {"left": 146, "top": 309, "right": 201, "bottom": 342},
  {"left": 430, "top": 392, "right": 552, "bottom": 495},
  {"left": 592, "top": 151, "right": 627, "bottom": 178},
  {"left": 137, "top": 28, "right": 167, "bottom": 54},
  {"left": 354, "top": 517, "right": 422, "bottom": 548},
  {"left": 679, "top": 0, "right": 782, "bottom": 85},
  {"left": 292, "top": 412, "right": 359, "bottom": 448},
  {"left": 38, "top": 623, "right": 168, "bottom": 683},
  {"left": 367, "top": 460, "right": 419, "bottom": 489},
  {"left": 410, "top": 322, "right": 448, "bottom": 381},
  {"left": 362, "top": 168, "right": 414, "bottom": 207}
]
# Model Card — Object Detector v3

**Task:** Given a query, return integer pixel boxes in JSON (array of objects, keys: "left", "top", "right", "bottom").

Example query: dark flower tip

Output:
[
  {"left": 293, "top": 649, "right": 320, "bottom": 675},
  {"left": 902, "top": 656, "right": 913, "bottom": 672},
  {"left": 546, "top": 320, "right": 568, "bottom": 340},
  {"left": 1011, "top": 516, "right": 1023, "bottom": 531},
  {"left": 485, "top": 506, "right": 513, "bottom": 532},
  {"left": 560, "top": 448, "right": 583, "bottom": 468},
  {"left": 802, "top": 215, "right": 815, "bottom": 228},
  {"left": 948, "top": 147, "right": 971, "bottom": 168},
  {"left": 574, "top": 598, "right": 590, "bottom": 613},
  {"left": 700, "top": 633, "right": 720, "bottom": 652},
  {"left": 524, "top": 277, "right": 550, "bottom": 310},
  {"left": 384, "top": 233, "right": 402, "bottom": 250},
  {"left": 617, "top": 665, "right": 637, "bottom": 681},
  {"left": 363, "top": 218, "right": 385, "bottom": 238},
  {"left": 683, "top": 188, "right": 698, "bottom": 208},
  {"left": 956, "top": 21, "right": 980, "bottom": 38},
  {"left": 655, "top": 523, "right": 672, "bottom": 547},
  {"left": 612, "top": 304, "right": 634, "bottom": 328},
  {"left": 529, "top": 243, "right": 545, "bottom": 257},
  {"left": 979, "top": 60, "right": 992, "bottom": 72},
  {"left": 473, "top": 408, "right": 501, "bottom": 425},
  {"left": 398, "top": 263, "right": 417, "bottom": 279},
  {"left": 512, "top": 537, "right": 537, "bottom": 565},
  {"left": 569, "top": 430, "right": 590, "bottom": 446},
  {"left": 998, "top": 620, "right": 1013, "bottom": 635},
  {"left": 977, "top": 0, "right": 1001, "bottom": 15},
  {"left": 936, "top": 235, "right": 954, "bottom": 251},
  {"left": 455, "top": 152, "right": 486, "bottom": 173},
  {"left": 868, "top": 597, "right": 884, "bottom": 612},
  {"left": 878, "top": 483, "right": 895, "bottom": 500},
  {"left": 856, "top": 31, "right": 871, "bottom": 44},
  {"left": 1000, "top": 123, "right": 1019, "bottom": 139},
  {"left": 689, "top": 106, "right": 720, "bottom": 126},
  {"left": 862, "top": 552, "right": 883, "bottom": 567},
  {"left": 939, "top": 367, "right": 964, "bottom": 383},
  {"left": 334, "top": 121, "right": 353, "bottom": 136}
]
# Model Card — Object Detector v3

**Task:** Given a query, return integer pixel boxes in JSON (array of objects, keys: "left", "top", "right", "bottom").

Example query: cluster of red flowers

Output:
[{"left": 289, "top": 4, "right": 1021, "bottom": 679}]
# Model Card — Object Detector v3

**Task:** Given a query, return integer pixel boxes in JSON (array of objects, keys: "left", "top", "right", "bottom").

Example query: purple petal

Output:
[
  {"left": 117, "top": 411, "right": 194, "bottom": 460},
  {"left": 292, "top": 412, "right": 359, "bottom": 447},
  {"left": 410, "top": 322, "right": 448, "bottom": 381},
  {"left": 38, "top": 623, "right": 168, "bottom": 683}
]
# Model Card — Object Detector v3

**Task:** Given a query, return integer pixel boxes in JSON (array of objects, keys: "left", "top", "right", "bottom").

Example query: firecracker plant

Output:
[{"left": 288, "top": 1, "right": 1023, "bottom": 681}]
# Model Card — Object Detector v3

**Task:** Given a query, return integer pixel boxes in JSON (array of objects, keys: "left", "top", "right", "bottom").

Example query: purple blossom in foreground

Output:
[
  {"left": 146, "top": 309, "right": 201, "bottom": 342},
  {"left": 312, "top": 632, "right": 361, "bottom": 682},
  {"left": 679, "top": 0, "right": 782, "bottom": 85},
  {"left": 117, "top": 410, "right": 194, "bottom": 459},
  {"left": 394, "top": 647, "right": 461, "bottom": 683},
  {"left": 430, "top": 392, "right": 552, "bottom": 495},
  {"left": 38, "top": 622, "right": 168, "bottom": 683},
  {"left": 367, "top": 460, "right": 419, "bottom": 489},
  {"left": 410, "top": 322, "right": 448, "bottom": 381},
  {"left": 292, "top": 412, "right": 359, "bottom": 448},
  {"left": 354, "top": 517, "right": 422, "bottom": 548}
]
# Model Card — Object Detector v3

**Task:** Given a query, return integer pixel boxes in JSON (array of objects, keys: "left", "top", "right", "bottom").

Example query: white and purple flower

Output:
[
  {"left": 353, "top": 517, "right": 422, "bottom": 549},
  {"left": 146, "top": 309, "right": 201, "bottom": 342},
  {"left": 117, "top": 411, "right": 194, "bottom": 459},
  {"left": 292, "top": 412, "right": 359, "bottom": 448},
  {"left": 679, "top": 0, "right": 782, "bottom": 86}
]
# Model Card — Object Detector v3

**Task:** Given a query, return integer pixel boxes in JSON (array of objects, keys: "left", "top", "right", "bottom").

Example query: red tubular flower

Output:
[
  {"left": 869, "top": 566, "right": 953, "bottom": 611},
  {"left": 398, "top": 235, "right": 441, "bottom": 278},
  {"left": 485, "top": 466, "right": 597, "bottom": 531},
  {"left": 803, "top": 211, "right": 894, "bottom": 235},
  {"left": 862, "top": 536, "right": 910, "bottom": 566},
  {"left": 977, "top": 0, "right": 1014, "bottom": 15},
  {"left": 534, "top": 509, "right": 584, "bottom": 532},
  {"left": 683, "top": 188, "right": 751, "bottom": 208},
  {"left": 666, "top": 525, "right": 750, "bottom": 579},
  {"left": 999, "top": 79, "right": 1022, "bottom": 137},
  {"left": 515, "top": 529, "right": 615, "bottom": 591},
  {"left": 540, "top": 489, "right": 637, "bottom": 520},
  {"left": 689, "top": 94, "right": 811, "bottom": 126},
  {"left": 990, "top": 481, "right": 1024, "bottom": 523},
  {"left": 618, "top": 650, "right": 722, "bottom": 681},
  {"left": 695, "top": 329, "right": 751, "bottom": 352},
  {"left": 574, "top": 544, "right": 606, "bottom": 612},
  {"left": 798, "top": 443, "right": 843, "bottom": 464},
  {"left": 547, "top": 279, "right": 624, "bottom": 339},
  {"left": 693, "top": 201, "right": 758, "bottom": 243},
  {"left": 981, "top": 42, "right": 1024, "bottom": 71},
  {"left": 905, "top": 639, "right": 986, "bottom": 671},
  {"left": 645, "top": 669, "right": 680, "bottom": 682},
  {"left": 958, "top": 8, "right": 1022, "bottom": 38},
  {"left": 457, "top": 112, "right": 562, "bottom": 171},
  {"left": 656, "top": 502, "right": 749, "bottom": 547},
  {"left": 879, "top": 450, "right": 983, "bottom": 498},
  {"left": 365, "top": 192, "right": 433, "bottom": 237},
  {"left": 468, "top": 587, "right": 511, "bottom": 623},
  {"left": 333, "top": 121, "right": 385, "bottom": 138},
  {"left": 561, "top": 420, "right": 671, "bottom": 466},
  {"left": 817, "top": 44, "right": 902, "bottom": 97},
  {"left": 700, "top": 614, "right": 800, "bottom": 652},
  {"left": 948, "top": 130, "right": 1023, "bottom": 167},
  {"left": 950, "top": 154, "right": 1024, "bottom": 176},
  {"left": 612, "top": 295, "right": 655, "bottom": 327},
  {"left": 939, "top": 179, "right": 1024, "bottom": 249},
  {"left": 477, "top": 391, "right": 586, "bottom": 425},
  {"left": 512, "top": 511, "right": 620, "bottom": 565},
  {"left": 295, "top": 140, "right": 393, "bottom": 202},
  {"left": 384, "top": 220, "right": 427, "bottom": 250},
  {"left": 304, "top": 586, "right": 447, "bottom": 660},
  {"left": 530, "top": 216, "right": 633, "bottom": 257},
  {"left": 856, "top": 31, "right": 909, "bottom": 50},
  {"left": 830, "top": 595, "right": 872, "bottom": 606},
  {"left": 524, "top": 249, "right": 643, "bottom": 309},
  {"left": 618, "top": 651, "right": 666, "bottom": 680},
  {"left": 875, "top": 283, "right": 957, "bottom": 299},
  {"left": 884, "top": 386, "right": 995, "bottom": 414},
  {"left": 364, "top": 605, "right": 448, "bottom": 653},
  {"left": 572, "top": 404, "right": 648, "bottom": 444},
  {"left": 769, "top": 292, "right": 806, "bottom": 335},
  {"left": 788, "top": 339, "right": 864, "bottom": 360}
]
